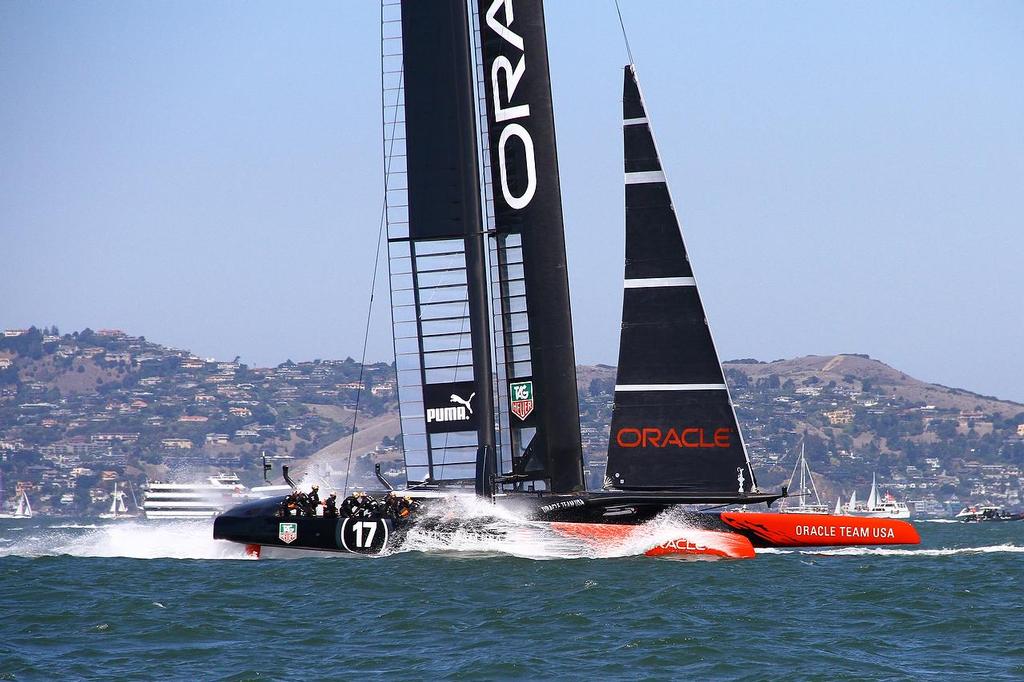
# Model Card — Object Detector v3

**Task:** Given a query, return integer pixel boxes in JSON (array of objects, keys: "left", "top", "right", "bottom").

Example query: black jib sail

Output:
[
  {"left": 382, "top": 0, "right": 495, "bottom": 488},
  {"left": 475, "top": 0, "right": 584, "bottom": 493},
  {"left": 605, "top": 65, "right": 758, "bottom": 495}
]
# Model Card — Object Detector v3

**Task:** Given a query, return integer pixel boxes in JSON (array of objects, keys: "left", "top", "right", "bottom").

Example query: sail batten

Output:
[{"left": 606, "top": 65, "right": 757, "bottom": 495}]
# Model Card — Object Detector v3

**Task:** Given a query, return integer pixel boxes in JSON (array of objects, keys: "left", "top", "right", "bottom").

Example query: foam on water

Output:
[
  {"left": 391, "top": 496, "right": 718, "bottom": 560},
  {"left": 0, "top": 520, "right": 250, "bottom": 560},
  {"left": 757, "top": 543, "right": 1024, "bottom": 557}
]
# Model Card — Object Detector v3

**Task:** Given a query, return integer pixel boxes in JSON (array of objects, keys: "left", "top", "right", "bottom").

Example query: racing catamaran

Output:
[{"left": 214, "top": 0, "right": 919, "bottom": 558}]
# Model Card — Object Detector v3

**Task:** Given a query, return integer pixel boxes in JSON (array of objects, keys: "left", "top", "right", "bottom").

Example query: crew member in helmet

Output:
[
  {"left": 322, "top": 492, "right": 338, "bottom": 518},
  {"left": 340, "top": 491, "right": 361, "bottom": 518},
  {"left": 382, "top": 491, "right": 399, "bottom": 519},
  {"left": 400, "top": 495, "right": 420, "bottom": 519},
  {"left": 308, "top": 485, "right": 321, "bottom": 514}
]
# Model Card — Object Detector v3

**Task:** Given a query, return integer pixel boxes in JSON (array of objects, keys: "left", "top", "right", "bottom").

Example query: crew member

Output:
[
  {"left": 397, "top": 495, "right": 420, "bottom": 520},
  {"left": 355, "top": 491, "right": 375, "bottom": 518},
  {"left": 295, "top": 490, "right": 313, "bottom": 517},
  {"left": 382, "top": 491, "right": 399, "bottom": 519},
  {"left": 323, "top": 492, "right": 338, "bottom": 518},
  {"left": 280, "top": 491, "right": 300, "bottom": 517},
  {"left": 308, "top": 485, "right": 321, "bottom": 514},
  {"left": 340, "top": 492, "right": 362, "bottom": 518}
]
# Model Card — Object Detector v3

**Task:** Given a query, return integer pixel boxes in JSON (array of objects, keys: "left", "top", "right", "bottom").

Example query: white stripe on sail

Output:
[
  {"left": 623, "top": 117, "right": 649, "bottom": 126},
  {"left": 624, "top": 170, "right": 665, "bottom": 184},
  {"left": 615, "top": 383, "right": 728, "bottom": 392},
  {"left": 623, "top": 277, "right": 696, "bottom": 288}
]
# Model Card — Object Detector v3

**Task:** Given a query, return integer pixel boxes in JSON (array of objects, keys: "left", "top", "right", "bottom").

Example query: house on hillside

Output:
[{"left": 823, "top": 408, "right": 854, "bottom": 425}]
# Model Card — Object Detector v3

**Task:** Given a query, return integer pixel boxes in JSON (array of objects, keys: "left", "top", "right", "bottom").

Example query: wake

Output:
[{"left": 757, "top": 544, "right": 1024, "bottom": 557}]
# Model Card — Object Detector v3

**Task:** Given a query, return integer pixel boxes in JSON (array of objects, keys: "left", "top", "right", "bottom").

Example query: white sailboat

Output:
[
  {"left": 780, "top": 443, "right": 829, "bottom": 514},
  {"left": 99, "top": 482, "right": 135, "bottom": 520},
  {"left": 847, "top": 473, "right": 911, "bottom": 519},
  {"left": 13, "top": 490, "right": 32, "bottom": 518}
]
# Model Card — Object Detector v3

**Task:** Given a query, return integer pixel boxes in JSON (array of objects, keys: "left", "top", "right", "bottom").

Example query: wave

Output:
[{"left": 757, "top": 544, "right": 1024, "bottom": 557}]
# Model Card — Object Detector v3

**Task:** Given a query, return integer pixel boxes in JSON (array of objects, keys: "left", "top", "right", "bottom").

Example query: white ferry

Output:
[{"left": 142, "top": 473, "right": 252, "bottom": 520}]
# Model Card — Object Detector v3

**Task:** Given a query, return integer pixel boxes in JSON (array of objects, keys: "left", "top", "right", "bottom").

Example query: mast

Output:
[
  {"left": 475, "top": 0, "right": 584, "bottom": 493},
  {"left": 604, "top": 65, "right": 757, "bottom": 496},
  {"left": 867, "top": 473, "right": 878, "bottom": 509},
  {"left": 383, "top": 0, "right": 495, "bottom": 489}
]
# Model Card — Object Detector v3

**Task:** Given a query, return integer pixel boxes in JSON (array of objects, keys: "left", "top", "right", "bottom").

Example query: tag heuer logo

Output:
[
  {"left": 278, "top": 522, "right": 298, "bottom": 544},
  {"left": 510, "top": 380, "right": 534, "bottom": 421}
]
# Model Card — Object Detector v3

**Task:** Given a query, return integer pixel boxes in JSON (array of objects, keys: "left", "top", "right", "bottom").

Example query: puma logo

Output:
[{"left": 450, "top": 392, "right": 475, "bottom": 414}]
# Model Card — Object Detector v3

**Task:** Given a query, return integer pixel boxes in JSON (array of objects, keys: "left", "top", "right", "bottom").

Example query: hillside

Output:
[
  {"left": 727, "top": 354, "right": 1019, "bottom": 416},
  {"left": 2, "top": 326, "right": 1022, "bottom": 515}
]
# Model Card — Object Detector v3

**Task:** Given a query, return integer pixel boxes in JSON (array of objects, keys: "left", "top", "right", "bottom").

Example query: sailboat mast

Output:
[{"left": 475, "top": 0, "right": 584, "bottom": 493}]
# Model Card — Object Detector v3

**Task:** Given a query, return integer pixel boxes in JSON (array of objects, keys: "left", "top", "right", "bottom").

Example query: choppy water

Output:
[{"left": 1, "top": 513, "right": 1022, "bottom": 680}]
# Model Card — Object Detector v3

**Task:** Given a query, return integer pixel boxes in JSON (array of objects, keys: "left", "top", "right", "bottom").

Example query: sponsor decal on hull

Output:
[
  {"left": 278, "top": 522, "right": 297, "bottom": 544},
  {"left": 539, "top": 498, "right": 584, "bottom": 514},
  {"left": 719, "top": 512, "right": 920, "bottom": 547},
  {"left": 549, "top": 522, "right": 756, "bottom": 559}
]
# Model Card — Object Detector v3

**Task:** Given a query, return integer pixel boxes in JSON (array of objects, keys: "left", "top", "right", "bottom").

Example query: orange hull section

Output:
[
  {"left": 719, "top": 512, "right": 920, "bottom": 547},
  {"left": 549, "top": 522, "right": 756, "bottom": 559}
]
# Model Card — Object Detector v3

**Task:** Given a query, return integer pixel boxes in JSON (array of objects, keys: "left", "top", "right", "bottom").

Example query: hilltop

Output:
[{"left": 725, "top": 354, "right": 1019, "bottom": 416}]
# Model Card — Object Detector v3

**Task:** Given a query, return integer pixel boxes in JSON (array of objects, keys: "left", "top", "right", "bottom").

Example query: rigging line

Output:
[
  {"left": 614, "top": 0, "right": 635, "bottom": 66},
  {"left": 344, "top": 8, "right": 404, "bottom": 498}
]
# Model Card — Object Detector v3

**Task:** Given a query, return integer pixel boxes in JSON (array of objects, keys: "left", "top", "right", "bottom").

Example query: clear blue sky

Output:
[{"left": 2, "top": 1, "right": 1022, "bottom": 402}]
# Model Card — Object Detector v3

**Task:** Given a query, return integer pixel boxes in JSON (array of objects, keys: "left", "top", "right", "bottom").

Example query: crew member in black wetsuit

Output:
[
  {"left": 356, "top": 492, "right": 375, "bottom": 518},
  {"left": 294, "top": 490, "right": 312, "bottom": 516},
  {"left": 323, "top": 493, "right": 338, "bottom": 518},
  {"left": 279, "top": 491, "right": 299, "bottom": 517},
  {"left": 382, "top": 492, "right": 398, "bottom": 519},
  {"left": 308, "top": 485, "right": 320, "bottom": 515},
  {"left": 340, "top": 492, "right": 361, "bottom": 518}
]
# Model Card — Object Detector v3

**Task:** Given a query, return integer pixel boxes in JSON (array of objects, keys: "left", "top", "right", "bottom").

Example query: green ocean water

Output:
[{"left": 1, "top": 518, "right": 1022, "bottom": 680}]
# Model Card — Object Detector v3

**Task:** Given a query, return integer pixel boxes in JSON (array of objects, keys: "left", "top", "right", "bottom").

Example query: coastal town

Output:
[{"left": 2, "top": 326, "right": 1022, "bottom": 517}]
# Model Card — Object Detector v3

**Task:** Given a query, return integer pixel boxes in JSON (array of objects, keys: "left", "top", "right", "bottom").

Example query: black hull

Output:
[
  {"left": 213, "top": 497, "right": 398, "bottom": 555},
  {"left": 213, "top": 491, "right": 784, "bottom": 555},
  {"left": 496, "top": 490, "right": 783, "bottom": 524}
]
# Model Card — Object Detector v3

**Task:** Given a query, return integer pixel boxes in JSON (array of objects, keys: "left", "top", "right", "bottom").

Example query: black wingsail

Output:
[
  {"left": 383, "top": 0, "right": 495, "bottom": 489},
  {"left": 605, "top": 65, "right": 758, "bottom": 495},
  {"left": 475, "top": 0, "right": 584, "bottom": 493}
]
